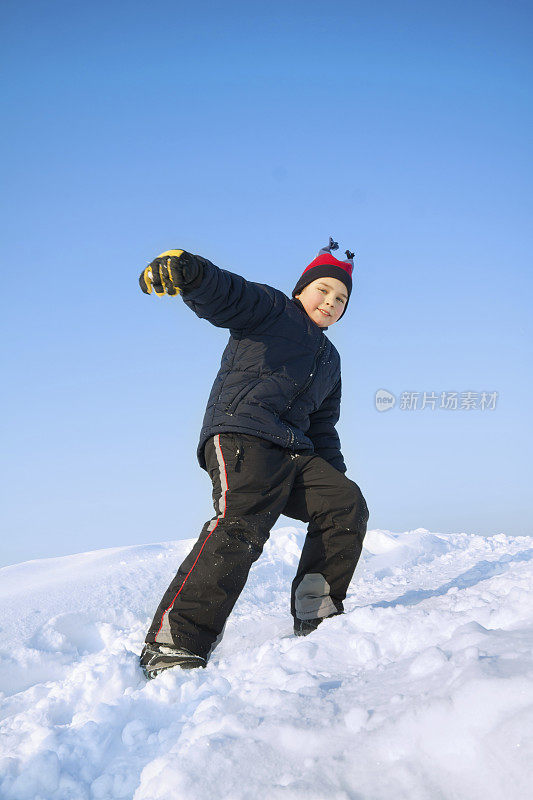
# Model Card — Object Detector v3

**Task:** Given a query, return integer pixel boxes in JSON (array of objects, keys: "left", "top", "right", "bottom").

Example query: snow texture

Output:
[{"left": 1, "top": 526, "right": 532, "bottom": 800}]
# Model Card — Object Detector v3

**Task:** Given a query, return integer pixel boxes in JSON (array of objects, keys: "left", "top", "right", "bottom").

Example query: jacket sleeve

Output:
[
  {"left": 306, "top": 378, "right": 347, "bottom": 473},
  {"left": 179, "top": 254, "right": 282, "bottom": 331}
]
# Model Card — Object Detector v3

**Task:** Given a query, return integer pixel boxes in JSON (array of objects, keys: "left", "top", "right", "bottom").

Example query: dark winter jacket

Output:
[{"left": 180, "top": 256, "right": 347, "bottom": 474}]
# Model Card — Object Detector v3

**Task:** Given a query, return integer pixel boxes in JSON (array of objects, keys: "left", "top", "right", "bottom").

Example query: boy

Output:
[{"left": 138, "top": 239, "right": 369, "bottom": 679}]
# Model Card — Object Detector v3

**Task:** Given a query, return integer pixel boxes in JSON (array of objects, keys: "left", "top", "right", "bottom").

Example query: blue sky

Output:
[{"left": 1, "top": 0, "right": 532, "bottom": 566}]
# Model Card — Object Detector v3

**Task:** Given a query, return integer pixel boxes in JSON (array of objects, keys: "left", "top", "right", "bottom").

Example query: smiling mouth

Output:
[{"left": 318, "top": 309, "right": 330, "bottom": 316}]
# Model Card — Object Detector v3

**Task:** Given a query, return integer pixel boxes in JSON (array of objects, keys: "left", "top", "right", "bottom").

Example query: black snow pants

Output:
[{"left": 145, "top": 433, "right": 369, "bottom": 660}]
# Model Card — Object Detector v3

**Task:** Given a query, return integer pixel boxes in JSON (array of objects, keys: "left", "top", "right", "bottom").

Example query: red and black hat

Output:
[{"left": 292, "top": 238, "right": 355, "bottom": 319}]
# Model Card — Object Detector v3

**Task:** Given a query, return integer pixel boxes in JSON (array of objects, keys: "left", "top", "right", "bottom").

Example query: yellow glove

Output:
[{"left": 139, "top": 250, "right": 185, "bottom": 296}]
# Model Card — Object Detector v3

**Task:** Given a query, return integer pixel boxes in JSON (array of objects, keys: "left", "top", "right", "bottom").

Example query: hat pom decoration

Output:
[
  {"left": 344, "top": 249, "right": 355, "bottom": 268},
  {"left": 316, "top": 238, "right": 355, "bottom": 271},
  {"left": 319, "top": 237, "right": 339, "bottom": 255}
]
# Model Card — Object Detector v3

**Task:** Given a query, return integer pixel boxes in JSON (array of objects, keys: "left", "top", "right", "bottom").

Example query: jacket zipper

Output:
[
  {"left": 285, "top": 337, "right": 326, "bottom": 414},
  {"left": 284, "top": 335, "right": 327, "bottom": 449}
]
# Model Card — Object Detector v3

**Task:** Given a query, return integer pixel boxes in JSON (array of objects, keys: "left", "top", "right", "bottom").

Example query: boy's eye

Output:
[{"left": 318, "top": 287, "right": 345, "bottom": 304}]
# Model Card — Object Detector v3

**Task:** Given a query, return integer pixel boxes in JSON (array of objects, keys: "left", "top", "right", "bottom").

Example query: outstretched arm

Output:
[
  {"left": 307, "top": 379, "right": 347, "bottom": 473},
  {"left": 139, "top": 249, "right": 282, "bottom": 332}
]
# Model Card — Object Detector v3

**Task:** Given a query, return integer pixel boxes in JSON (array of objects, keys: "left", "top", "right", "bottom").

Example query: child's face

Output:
[{"left": 295, "top": 277, "right": 347, "bottom": 327}]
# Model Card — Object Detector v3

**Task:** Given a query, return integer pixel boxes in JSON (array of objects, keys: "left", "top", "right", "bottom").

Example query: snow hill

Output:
[{"left": 1, "top": 527, "right": 532, "bottom": 800}]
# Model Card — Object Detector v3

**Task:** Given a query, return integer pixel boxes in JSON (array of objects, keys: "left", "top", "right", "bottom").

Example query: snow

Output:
[{"left": 1, "top": 526, "right": 532, "bottom": 800}]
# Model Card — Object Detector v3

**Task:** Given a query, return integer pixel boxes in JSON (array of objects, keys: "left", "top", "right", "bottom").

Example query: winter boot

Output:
[
  {"left": 293, "top": 617, "right": 324, "bottom": 637},
  {"left": 294, "top": 611, "right": 343, "bottom": 637},
  {"left": 140, "top": 642, "right": 207, "bottom": 679}
]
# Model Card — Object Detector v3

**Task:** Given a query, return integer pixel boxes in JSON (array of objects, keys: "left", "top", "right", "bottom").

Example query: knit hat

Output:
[{"left": 292, "top": 238, "right": 354, "bottom": 320}]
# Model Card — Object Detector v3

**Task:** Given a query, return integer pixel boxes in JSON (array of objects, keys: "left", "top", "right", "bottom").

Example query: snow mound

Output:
[{"left": 1, "top": 526, "right": 532, "bottom": 799}]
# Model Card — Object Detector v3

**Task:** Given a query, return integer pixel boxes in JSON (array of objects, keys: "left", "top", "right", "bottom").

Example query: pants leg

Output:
[
  {"left": 145, "top": 433, "right": 296, "bottom": 659},
  {"left": 282, "top": 454, "right": 369, "bottom": 622}
]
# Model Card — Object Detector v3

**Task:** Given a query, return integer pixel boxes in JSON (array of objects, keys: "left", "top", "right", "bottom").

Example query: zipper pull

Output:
[{"left": 235, "top": 440, "right": 244, "bottom": 472}]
